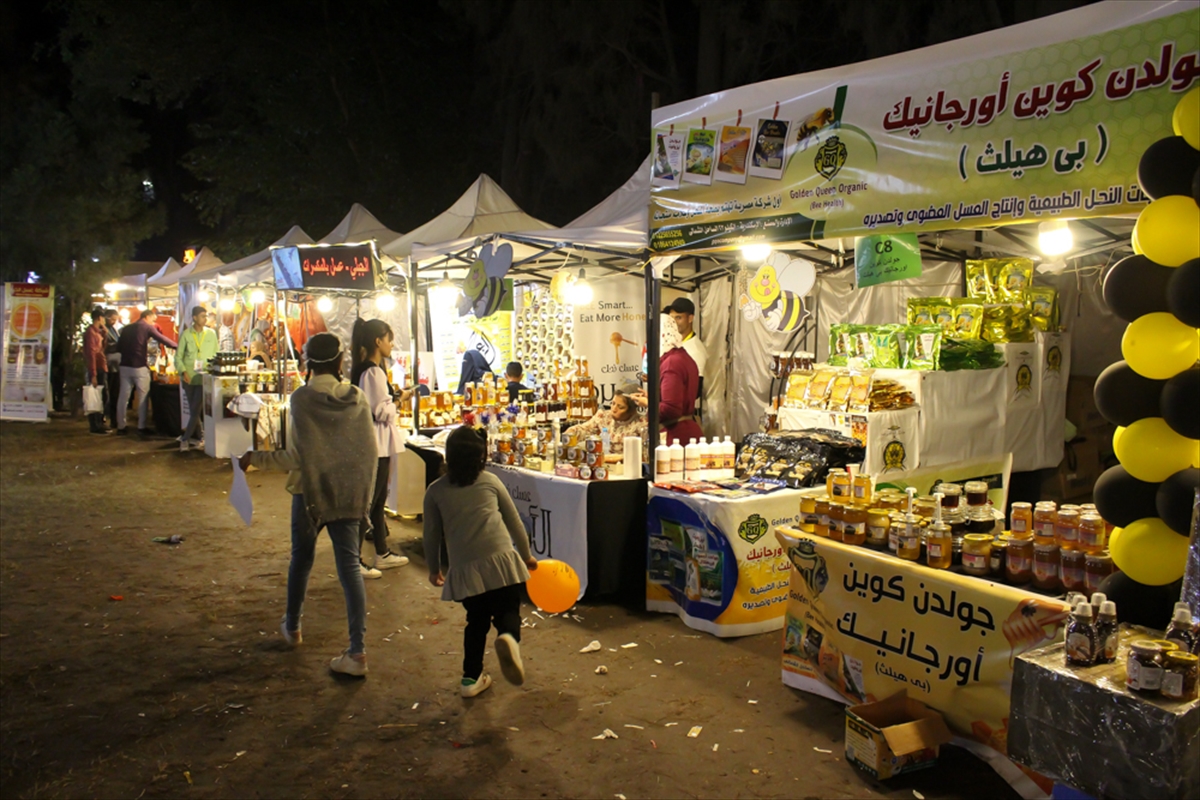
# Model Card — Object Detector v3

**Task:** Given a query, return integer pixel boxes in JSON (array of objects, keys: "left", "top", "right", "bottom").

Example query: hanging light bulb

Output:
[
  {"left": 568, "top": 268, "right": 593, "bottom": 305},
  {"left": 429, "top": 272, "right": 460, "bottom": 310},
  {"left": 316, "top": 296, "right": 334, "bottom": 314},
  {"left": 374, "top": 291, "right": 396, "bottom": 312},
  {"left": 196, "top": 288, "right": 211, "bottom": 303},
  {"left": 741, "top": 243, "right": 773, "bottom": 262},
  {"left": 249, "top": 288, "right": 266, "bottom": 305},
  {"left": 218, "top": 296, "right": 236, "bottom": 312},
  {"left": 1037, "top": 219, "right": 1074, "bottom": 256}
]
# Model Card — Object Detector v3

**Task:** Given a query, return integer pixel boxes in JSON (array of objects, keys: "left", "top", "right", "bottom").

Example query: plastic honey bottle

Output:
[
  {"left": 668, "top": 438, "right": 684, "bottom": 482},
  {"left": 1065, "top": 602, "right": 1098, "bottom": 667},
  {"left": 1096, "top": 600, "right": 1119, "bottom": 664},
  {"left": 696, "top": 437, "right": 711, "bottom": 481},
  {"left": 926, "top": 491, "right": 953, "bottom": 569},
  {"left": 684, "top": 438, "right": 700, "bottom": 480},
  {"left": 898, "top": 487, "right": 921, "bottom": 562},
  {"left": 1166, "top": 604, "right": 1198, "bottom": 652},
  {"left": 721, "top": 436, "right": 736, "bottom": 479},
  {"left": 654, "top": 433, "right": 671, "bottom": 484}
]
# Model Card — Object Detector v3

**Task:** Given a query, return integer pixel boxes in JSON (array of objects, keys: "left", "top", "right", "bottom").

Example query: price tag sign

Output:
[{"left": 853, "top": 233, "right": 922, "bottom": 288}]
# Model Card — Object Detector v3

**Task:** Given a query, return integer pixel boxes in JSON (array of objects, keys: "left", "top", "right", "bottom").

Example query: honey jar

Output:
[
  {"left": 827, "top": 502, "right": 846, "bottom": 543},
  {"left": 828, "top": 470, "right": 851, "bottom": 500},
  {"left": 799, "top": 495, "right": 818, "bottom": 534},
  {"left": 1060, "top": 548, "right": 1087, "bottom": 593},
  {"left": 898, "top": 519, "right": 921, "bottom": 561},
  {"left": 1006, "top": 536, "right": 1034, "bottom": 584},
  {"left": 937, "top": 483, "right": 963, "bottom": 510},
  {"left": 914, "top": 497, "right": 937, "bottom": 520},
  {"left": 1085, "top": 550, "right": 1114, "bottom": 594},
  {"left": 843, "top": 506, "right": 867, "bottom": 546},
  {"left": 990, "top": 535, "right": 1010, "bottom": 577},
  {"left": 926, "top": 522, "right": 953, "bottom": 569},
  {"left": 966, "top": 507, "right": 995, "bottom": 535},
  {"left": 888, "top": 519, "right": 904, "bottom": 553},
  {"left": 866, "top": 509, "right": 890, "bottom": 549},
  {"left": 1162, "top": 651, "right": 1199, "bottom": 701},
  {"left": 852, "top": 473, "right": 873, "bottom": 506},
  {"left": 1033, "top": 502, "right": 1057, "bottom": 545},
  {"left": 1079, "top": 513, "right": 1106, "bottom": 554},
  {"left": 1127, "top": 640, "right": 1165, "bottom": 693},
  {"left": 1010, "top": 502, "right": 1033, "bottom": 538},
  {"left": 1033, "top": 543, "right": 1061, "bottom": 591},
  {"left": 814, "top": 499, "right": 831, "bottom": 538},
  {"left": 964, "top": 480, "right": 990, "bottom": 507},
  {"left": 962, "top": 534, "right": 993, "bottom": 577},
  {"left": 1055, "top": 508, "right": 1080, "bottom": 552}
]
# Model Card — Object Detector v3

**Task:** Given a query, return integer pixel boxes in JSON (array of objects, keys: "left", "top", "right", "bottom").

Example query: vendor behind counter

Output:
[{"left": 565, "top": 384, "right": 648, "bottom": 463}]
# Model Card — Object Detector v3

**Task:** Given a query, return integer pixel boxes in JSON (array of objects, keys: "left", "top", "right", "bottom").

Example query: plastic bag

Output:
[{"left": 82, "top": 384, "right": 104, "bottom": 414}]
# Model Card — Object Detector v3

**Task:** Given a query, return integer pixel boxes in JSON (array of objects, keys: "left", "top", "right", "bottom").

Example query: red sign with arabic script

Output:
[{"left": 296, "top": 244, "right": 379, "bottom": 291}]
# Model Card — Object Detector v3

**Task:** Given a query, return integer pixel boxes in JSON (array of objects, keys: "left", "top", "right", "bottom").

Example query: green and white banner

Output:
[{"left": 649, "top": 1, "right": 1199, "bottom": 252}]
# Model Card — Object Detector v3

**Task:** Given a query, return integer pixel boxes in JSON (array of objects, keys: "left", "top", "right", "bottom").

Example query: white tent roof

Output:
[
  {"left": 383, "top": 175, "right": 552, "bottom": 262},
  {"left": 409, "top": 159, "right": 650, "bottom": 274},
  {"left": 146, "top": 257, "right": 185, "bottom": 287},
  {"left": 319, "top": 203, "right": 403, "bottom": 245},
  {"left": 172, "top": 247, "right": 227, "bottom": 284},
  {"left": 214, "top": 225, "right": 315, "bottom": 285}
]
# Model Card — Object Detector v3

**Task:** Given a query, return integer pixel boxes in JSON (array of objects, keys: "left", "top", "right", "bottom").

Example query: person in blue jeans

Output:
[{"left": 239, "top": 332, "right": 378, "bottom": 677}]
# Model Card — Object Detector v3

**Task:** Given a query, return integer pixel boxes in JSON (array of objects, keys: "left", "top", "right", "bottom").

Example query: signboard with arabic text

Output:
[
  {"left": 272, "top": 243, "right": 381, "bottom": 292},
  {"left": 649, "top": 3, "right": 1197, "bottom": 251}
]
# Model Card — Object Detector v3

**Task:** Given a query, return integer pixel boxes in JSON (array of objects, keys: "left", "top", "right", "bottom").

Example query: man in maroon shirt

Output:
[
  {"left": 115, "top": 308, "right": 177, "bottom": 436},
  {"left": 83, "top": 307, "right": 109, "bottom": 434}
]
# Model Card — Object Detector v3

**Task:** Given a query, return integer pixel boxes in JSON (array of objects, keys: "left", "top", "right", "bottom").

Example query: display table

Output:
[
  {"left": 201, "top": 374, "right": 251, "bottom": 458},
  {"left": 487, "top": 465, "right": 647, "bottom": 601},
  {"left": 774, "top": 527, "right": 1069, "bottom": 796},
  {"left": 777, "top": 332, "right": 1069, "bottom": 473},
  {"left": 150, "top": 381, "right": 182, "bottom": 438},
  {"left": 646, "top": 486, "right": 799, "bottom": 637}
]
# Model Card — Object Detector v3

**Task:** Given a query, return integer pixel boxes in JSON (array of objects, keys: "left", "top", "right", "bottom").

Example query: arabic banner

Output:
[
  {"left": 775, "top": 528, "right": 1069, "bottom": 777},
  {"left": 854, "top": 234, "right": 922, "bottom": 288},
  {"left": 571, "top": 275, "right": 646, "bottom": 402},
  {"left": 649, "top": 3, "right": 1198, "bottom": 251},
  {"left": 1, "top": 283, "right": 54, "bottom": 422},
  {"left": 646, "top": 486, "right": 797, "bottom": 637}
]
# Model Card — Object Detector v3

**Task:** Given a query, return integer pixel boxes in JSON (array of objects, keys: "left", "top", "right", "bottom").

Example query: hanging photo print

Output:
[
  {"left": 652, "top": 130, "right": 685, "bottom": 189},
  {"left": 683, "top": 128, "right": 717, "bottom": 186},
  {"left": 748, "top": 118, "right": 791, "bottom": 180},
  {"left": 714, "top": 125, "right": 752, "bottom": 185}
]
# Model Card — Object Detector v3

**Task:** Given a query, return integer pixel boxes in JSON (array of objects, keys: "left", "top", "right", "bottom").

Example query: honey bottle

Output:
[
  {"left": 898, "top": 487, "right": 921, "bottom": 562},
  {"left": 1065, "top": 602, "right": 1098, "bottom": 667},
  {"left": 1096, "top": 600, "right": 1119, "bottom": 665},
  {"left": 925, "top": 491, "right": 952, "bottom": 570}
]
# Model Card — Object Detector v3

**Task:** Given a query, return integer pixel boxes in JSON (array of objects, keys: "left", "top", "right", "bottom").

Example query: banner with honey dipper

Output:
[
  {"left": 776, "top": 528, "right": 1068, "bottom": 793},
  {"left": 569, "top": 274, "right": 646, "bottom": 404}
]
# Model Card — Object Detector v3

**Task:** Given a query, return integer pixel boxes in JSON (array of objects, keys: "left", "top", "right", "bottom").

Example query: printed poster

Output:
[
  {"left": 570, "top": 274, "right": 646, "bottom": 404},
  {"left": 776, "top": 529, "right": 1067, "bottom": 791},
  {"left": 652, "top": 131, "right": 684, "bottom": 189},
  {"left": 714, "top": 125, "right": 752, "bottom": 185},
  {"left": 429, "top": 309, "right": 512, "bottom": 393},
  {"left": 646, "top": 486, "right": 796, "bottom": 637},
  {"left": 649, "top": 5, "right": 1199, "bottom": 250},
  {"left": 683, "top": 128, "right": 717, "bottom": 186},
  {"left": 1, "top": 283, "right": 54, "bottom": 422}
]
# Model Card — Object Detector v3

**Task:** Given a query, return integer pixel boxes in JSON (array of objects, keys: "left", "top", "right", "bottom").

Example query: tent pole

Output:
[
  {"left": 408, "top": 256, "right": 420, "bottom": 436},
  {"left": 645, "top": 257, "right": 661, "bottom": 454}
]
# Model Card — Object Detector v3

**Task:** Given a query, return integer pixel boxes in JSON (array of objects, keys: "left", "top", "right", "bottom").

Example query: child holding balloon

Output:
[{"left": 424, "top": 426, "right": 538, "bottom": 697}]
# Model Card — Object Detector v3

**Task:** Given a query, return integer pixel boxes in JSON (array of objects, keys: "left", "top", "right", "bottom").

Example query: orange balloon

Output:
[{"left": 526, "top": 558, "right": 580, "bottom": 613}]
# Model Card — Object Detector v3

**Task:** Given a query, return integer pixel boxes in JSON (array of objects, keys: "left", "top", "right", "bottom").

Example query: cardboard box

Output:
[
  {"left": 844, "top": 690, "right": 953, "bottom": 779},
  {"left": 1041, "top": 437, "right": 1101, "bottom": 501}
]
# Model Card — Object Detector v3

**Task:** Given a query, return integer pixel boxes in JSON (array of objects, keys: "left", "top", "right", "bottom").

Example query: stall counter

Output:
[{"left": 646, "top": 485, "right": 799, "bottom": 637}]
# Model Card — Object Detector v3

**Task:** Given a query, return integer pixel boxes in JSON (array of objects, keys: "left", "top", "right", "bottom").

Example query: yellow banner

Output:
[{"left": 776, "top": 528, "right": 1069, "bottom": 763}]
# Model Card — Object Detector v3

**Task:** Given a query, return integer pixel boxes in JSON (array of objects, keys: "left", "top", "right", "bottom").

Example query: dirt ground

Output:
[{"left": 0, "top": 419, "right": 1022, "bottom": 800}]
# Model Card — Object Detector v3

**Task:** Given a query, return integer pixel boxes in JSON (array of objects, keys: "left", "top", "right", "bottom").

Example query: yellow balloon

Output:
[
  {"left": 1121, "top": 312, "right": 1199, "bottom": 380},
  {"left": 1112, "top": 425, "right": 1125, "bottom": 453},
  {"left": 1134, "top": 196, "right": 1200, "bottom": 267},
  {"left": 1107, "top": 526, "right": 1123, "bottom": 553},
  {"left": 1110, "top": 516, "right": 1188, "bottom": 585},
  {"left": 1115, "top": 416, "right": 1197, "bottom": 482},
  {"left": 1173, "top": 86, "right": 1200, "bottom": 150},
  {"left": 1130, "top": 227, "right": 1143, "bottom": 255}
]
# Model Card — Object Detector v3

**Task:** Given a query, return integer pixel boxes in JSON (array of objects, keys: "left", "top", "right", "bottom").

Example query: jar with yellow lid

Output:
[
  {"left": 814, "top": 499, "right": 831, "bottom": 538},
  {"left": 852, "top": 473, "right": 873, "bottom": 507},
  {"left": 1162, "top": 651, "right": 1199, "bottom": 701},
  {"left": 799, "top": 495, "right": 818, "bottom": 534},
  {"left": 926, "top": 522, "right": 953, "bottom": 569},
  {"left": 827, "top": 502, "right": 846, "bottom": 542},
  {"left": 962, "top": 534, "right": 993, "bottom": 577},
  {"left": 914, "top": 496, "right": 937, "bottom": 520},
  {"left": 866, "top": 509, "right": 890, "bottom": 549},
  {"left": 1034, "top": 501, "right": 1057, "bottom": 545},
  {"left": 1127, "top": 640, "right": 1165, "bottom": 693},
  {"left": 1033, "top": 543, "right": 1061, "bottom": 591},
  {"left": 877, "top": 492, "right": 904, "bottom": 511},
  {"left": 1055, "top": 508, "right": 1080, "bottom": 552},
  {"left": 1010, "top": 502, "right": 1033, "bottom": 538},
  {"left": 1149, "top": 639, "right": 1180, "bottom": 654},
  {"left": 843, "top": 506, "right": 867, "bottom": 546},
  {"left": 828, "top": 470, "right": 851, "bottom": 500},
  {"left": 1079, "top": 513, "right": 1106, "bottom": 554}
]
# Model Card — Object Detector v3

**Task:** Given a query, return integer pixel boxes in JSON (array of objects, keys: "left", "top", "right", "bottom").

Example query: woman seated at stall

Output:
[
  {"left": 629, "top": 315, "right": 702, "bottom": 446},
  {"left": 565, "top": 384, "right": 648, "bottom": 464}
]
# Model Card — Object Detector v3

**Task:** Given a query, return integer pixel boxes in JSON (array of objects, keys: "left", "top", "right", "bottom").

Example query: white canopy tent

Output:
[{"left": 212, "top": 225, "right": 315, "bottom": 287}]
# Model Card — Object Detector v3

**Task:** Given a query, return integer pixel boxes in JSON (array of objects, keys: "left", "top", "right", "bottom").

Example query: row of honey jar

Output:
[
  {"left": 1009, "top": 500, "right": 1107, "bottom": 553},
  {"left": 826, "top": 476, "right": 993, "bottom": 514}
]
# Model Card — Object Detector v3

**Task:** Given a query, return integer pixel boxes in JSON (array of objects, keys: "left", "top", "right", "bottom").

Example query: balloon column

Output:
[{"left": 1094, "top": 87, "right": 1200, "bottom": 621}]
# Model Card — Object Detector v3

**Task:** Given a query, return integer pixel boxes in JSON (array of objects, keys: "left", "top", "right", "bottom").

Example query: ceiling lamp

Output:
[
  {"left": 1037, "top": 219, "right": 1074, "bottom": 256},
  {"left": 196, "top": 288, "right": 211, "bottom": 303},
  {"left": 741, "top": 243, "right": 773, "bottom": 262},
  {"left": 249, "top": 288, "right": 267, "bottom": 305},
  {"left": 429, "top": 272, "right": 461, "bottom": 310},
  {"left": 568, "top": 268, "right": 593, "bottom": 306},
  {"left": 218, "top": 296, "right": 236, "bottom": 312},
  {"left": 316, "top": 296, "right": 334, "bottom": 314},
  {"left": 374, "top": 291, "right": 396, "bottom": 312}
]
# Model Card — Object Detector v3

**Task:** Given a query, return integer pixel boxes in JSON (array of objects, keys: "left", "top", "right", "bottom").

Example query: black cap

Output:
[{"left": 663, "top": 297, "right": 695, "bottom": 315}]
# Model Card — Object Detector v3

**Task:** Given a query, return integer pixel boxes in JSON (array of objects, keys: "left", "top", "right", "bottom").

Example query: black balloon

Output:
[
  {"left": 1102, "top": 255, "right": 1172, "bottom": 322},
  {"left": 1167, "top": 258, "right": 1200, "bottom": 328},
  {"left": 1138, "top": 136, "right": 1200, "bottom": 199},
  {"left": 1093, "top": 360, "right": 1165, "bottom": 427},
  {"left": 1161, "top": 366, "right": 1200, "bottom": 439},
  {"left": 1156, "top": 467, "right": 1199, "bottom": 535},
  {"left": 1099, "top": 572, "right": 1183, "bottom": 628},
  {"left": 1093, "top": 464, "right": 1160, "bottom": 528}
]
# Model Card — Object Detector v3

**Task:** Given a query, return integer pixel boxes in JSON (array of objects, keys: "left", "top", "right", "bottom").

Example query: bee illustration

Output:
[
  {"left": 458, "top": 241, "right": 513, "bottom": 318},
  {"left": 795, "top": 107, "right": 836, "bottom": 145},
  {"left": 740, "top": 251, "right": 816, "bottom": 333}
]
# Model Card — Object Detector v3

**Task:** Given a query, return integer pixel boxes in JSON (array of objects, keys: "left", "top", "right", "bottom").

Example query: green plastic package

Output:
[
  {"left": 867, "top": 324, "right": 903, "bottom": 368},
  {"left": 904, "top": 325, "right": 942, "bottom": 370}
]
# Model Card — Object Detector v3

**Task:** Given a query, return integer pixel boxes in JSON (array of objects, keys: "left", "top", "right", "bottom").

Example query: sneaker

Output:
[
  {"left": 138, "top": 427, "right": 155, "bottom": 436},
  {"left": 116, "top": 428, "right": 129, "bottom": 436},
  {"left": 280, "top": 617, "right": 301, "bottom": 647},
  {"left": 180, "top": 440, "right": 190, "bottom": 452},
  {"left": 329, "top": 650, "right": 367, "bottom": 677},
  {"left": 460, "top": 673, "right": 493, "bottom": 698},
  {"left": 376, "top": 552, "right": 409, "bottom": 570},
  {"left": 360, "top": 564, "right": 383, "bottom": 580},
  {"left": 494, "top": 633, "right": 525, "bottom": 686}
]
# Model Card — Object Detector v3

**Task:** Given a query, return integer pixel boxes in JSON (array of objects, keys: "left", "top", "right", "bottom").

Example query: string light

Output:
[
  {"left": 316, "top": 296, "right": 334, "bottom": 313},
  {"left": 568, "top": 268, "right": 593, "bottom": 305},
  {"left": 374, "top": 291, "right": 396, "bottom": 312},
  {"left": 741, "top": 243, "right": 773, "bottom": 262},
  {"left": 1038, "top": 219, "right": 1074, "bottom": 256},
  {"left": 249, "top": 288, "right": 266, "bottom": 305}
]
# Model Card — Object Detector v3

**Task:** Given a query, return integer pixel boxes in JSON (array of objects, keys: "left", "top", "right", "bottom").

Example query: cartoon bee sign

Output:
[
  {"left": 739, "top": 250, "right": 816, "bottom": 333},
  {"left": 458, "top": 241, "right": 513, "bottom": 319}
]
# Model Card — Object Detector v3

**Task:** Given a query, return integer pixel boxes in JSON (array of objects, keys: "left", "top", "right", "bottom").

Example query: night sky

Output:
[{"left": 1, "top": 0, "right": 1094, "bottom": 282}]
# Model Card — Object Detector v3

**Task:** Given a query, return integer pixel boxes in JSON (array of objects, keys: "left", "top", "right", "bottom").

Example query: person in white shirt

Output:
[
  {"left": 350, "top": 318, "right": 412, "bottom": 577},
  {"left": 664, "top": 297, "right": 707, "bottom": 398}
]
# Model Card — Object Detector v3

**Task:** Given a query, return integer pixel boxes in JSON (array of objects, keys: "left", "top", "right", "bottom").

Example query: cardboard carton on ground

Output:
[{"left": 845, "top": 690, "right": 953, "bottom": 780}]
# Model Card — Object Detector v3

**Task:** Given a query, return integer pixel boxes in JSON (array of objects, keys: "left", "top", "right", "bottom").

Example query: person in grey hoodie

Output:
[{"left": 239, "top": 332, "right": 378, "bottom": 677}]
